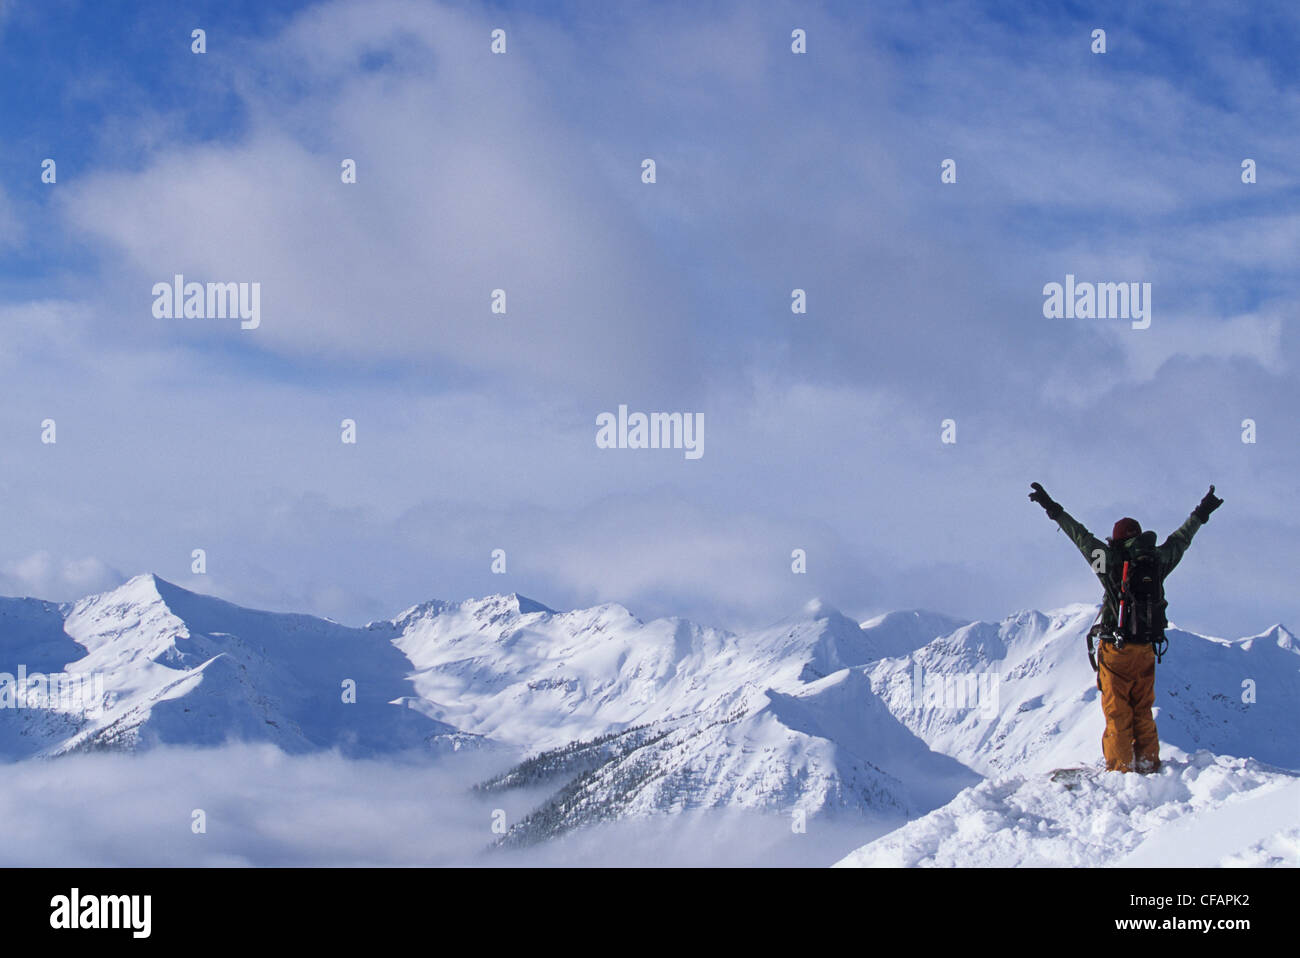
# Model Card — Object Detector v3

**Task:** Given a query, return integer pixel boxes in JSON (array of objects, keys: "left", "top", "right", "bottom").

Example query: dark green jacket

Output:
[{"left": 1053, "top": 508, "right": 1203, "bottom": 630}]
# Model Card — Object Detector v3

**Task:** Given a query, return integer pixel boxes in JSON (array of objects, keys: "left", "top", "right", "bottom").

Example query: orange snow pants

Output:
[{"left": 1097, "top": 640, "right": 1160, "bottom": 773}]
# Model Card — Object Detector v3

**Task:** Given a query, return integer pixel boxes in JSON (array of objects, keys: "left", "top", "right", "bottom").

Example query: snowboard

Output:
[{"left": 1049, "top": 767, "right": 1095, "bottom": 790}]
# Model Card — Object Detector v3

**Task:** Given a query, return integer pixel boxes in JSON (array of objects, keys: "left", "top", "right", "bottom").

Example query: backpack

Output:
[
  {"left": 1111, "top": 531, "right": 1168, "bottom": 643},
  {"left": 1087, "top": 531, "right": 1169, "bottom": 675}
]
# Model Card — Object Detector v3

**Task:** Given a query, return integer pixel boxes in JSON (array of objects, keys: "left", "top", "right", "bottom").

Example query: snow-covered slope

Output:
[
  {"left": 471, "top": 599, "right": 1299, "bottom": 843},
  {"left": 834, "top": 752, "right": 1300, "bottom": 867},
  {"left": 0, "top": 579, "right": 976, "bottom": 827},
  {"left": 0, "top": 595, "right": 91, "bottom": 756},
  {"left": 389, "top": 595, "right": 955, "bottom": 752},
  {"left": 397, "top": 595, "right": 977, "bottom": 834},
  {"left": 488, "top": 667, "right": 980, "bottom": 845},
  {"left": 866, "top": 605, "right": 1300, "bottom": 775},
  {"left": 389, "top": 593, "right": 739, "bottom": 751},
  {"left": 0, "top": 574, "right": 459, "bottom": 758},
  {"left": 0, "top": 574, "right": 1294, "bottom": 856}
]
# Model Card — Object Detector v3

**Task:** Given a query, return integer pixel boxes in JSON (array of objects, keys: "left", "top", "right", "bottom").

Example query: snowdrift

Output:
[{"left": 834, "top": 751, "right": 1300, "bottom": 867}]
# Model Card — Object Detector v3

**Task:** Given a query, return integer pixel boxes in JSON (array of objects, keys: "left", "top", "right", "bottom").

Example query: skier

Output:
[{"left": 1027, "top": 482, "right": 1223, "bottom": 773}]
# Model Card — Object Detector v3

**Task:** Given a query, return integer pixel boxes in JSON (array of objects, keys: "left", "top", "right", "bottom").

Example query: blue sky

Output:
[{"left": 0, "top": 0, "right": 1295, "bottom": 637}]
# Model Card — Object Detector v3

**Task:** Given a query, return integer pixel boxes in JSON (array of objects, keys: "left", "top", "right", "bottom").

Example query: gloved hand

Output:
[
  {"left": 1029, "top": 482, "right": 1063, "bottom": 520},
  {"left": 1192, "top": 484, "right": 1223, "bottom": 523}
]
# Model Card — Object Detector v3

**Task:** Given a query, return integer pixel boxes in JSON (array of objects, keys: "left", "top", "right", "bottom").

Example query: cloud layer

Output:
[
  {"left": 0, "top": 744, "right": 879, "bottom": 866},
  {"left": 0, "top": 0, "right": 1294, "bottom": 636}
]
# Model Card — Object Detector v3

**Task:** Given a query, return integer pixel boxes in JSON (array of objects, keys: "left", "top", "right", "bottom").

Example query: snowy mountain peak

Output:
[
  {"left": 385, "top": 598, "right": 451, "bottom": 629},
  {"left": 857, "top": 609, "right": 970, "bottom": 660},
  {"left": 390, "top": 592, "right": 558, "bottom": 630},
  {"left": 999, "top": 608, "right": 1054, "bottom": 638},
  {"left": 1251, "top": 623, "right": 1295, "bottom": 650},
  {"left": 512, "top": 593, "right": 556, "bottom": 616},
  {"left": 3, "top": 573, "right": 458, "bottom": 759},
  {"left": 63, "top": 572, "right": 189, "bottom": 659},
  {"left": 457, "top": 592, "right": 554, "bottom": 621},
  {"left": 95, "top": 572, "right": 168, "bottom": 607}
]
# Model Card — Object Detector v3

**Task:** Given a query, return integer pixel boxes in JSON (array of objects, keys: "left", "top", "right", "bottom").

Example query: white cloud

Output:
[
  {"left": 1125, "top": 309, "right": 1285, "bottom": 380},
  {"left": 59, "top": 1, "right": 697, "bottom": 398},
  {"left": 0, "top": 744, "right": 866, "bottom": 866},
  {"left": 0, "top": 551, "right": 122, "bottom": 601}
]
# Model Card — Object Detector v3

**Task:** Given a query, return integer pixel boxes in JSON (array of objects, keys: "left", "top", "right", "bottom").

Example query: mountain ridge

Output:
[{"left": 0, "top": 572, "right": 1294, "bottom": 847}]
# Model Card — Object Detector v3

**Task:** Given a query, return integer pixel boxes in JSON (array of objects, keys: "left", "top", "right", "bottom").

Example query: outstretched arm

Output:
[
  {"left": 1161, "top": 485, "right": 1222, "bottom": 575},
  {"left": 1029, "top": 483, "right": 1105, "bottom": 568}
]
